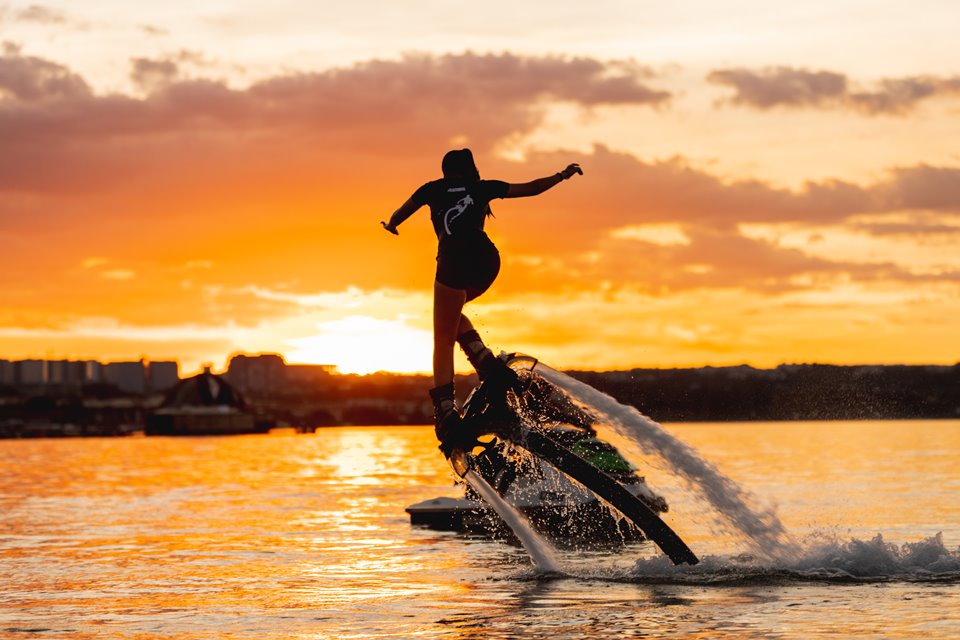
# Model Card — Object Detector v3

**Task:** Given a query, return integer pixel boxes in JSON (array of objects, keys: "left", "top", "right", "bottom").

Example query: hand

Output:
[
  {"left": 560, "top": 163, "right": 583, "bottom": 180},
  {"left": 381, "top": 221, "right": 399, "bottom": 235}
]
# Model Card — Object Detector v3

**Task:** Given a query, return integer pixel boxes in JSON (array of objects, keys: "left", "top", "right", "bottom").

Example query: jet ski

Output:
[{"left": 406, "top": 360, "right": 670, "bottom": 547}]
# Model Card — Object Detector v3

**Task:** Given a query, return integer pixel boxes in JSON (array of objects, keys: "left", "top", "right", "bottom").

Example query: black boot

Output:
[
  {"left": 457, "top": 330, "right": 519, "bottom": 388},
  {"left": 429, "top": 383, "right": 460, "bottom": 445}
]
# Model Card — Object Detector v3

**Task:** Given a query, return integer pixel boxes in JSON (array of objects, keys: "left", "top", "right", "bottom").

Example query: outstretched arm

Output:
[
  {"left": 505, "top": 163, "right": 582, "bottom": 199},
  {"left": 381, "top": 197, "right": 421, "bottom": 235}
]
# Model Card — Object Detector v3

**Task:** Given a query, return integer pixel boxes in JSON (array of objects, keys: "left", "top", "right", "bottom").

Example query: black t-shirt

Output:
[{"left": 411, "top": 178, "right": 509, "bottom": 244}]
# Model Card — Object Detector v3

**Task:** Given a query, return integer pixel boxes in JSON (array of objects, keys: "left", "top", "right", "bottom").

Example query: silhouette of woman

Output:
[{"left": 382, "top": 148, "right": 582, "bottom": 447}]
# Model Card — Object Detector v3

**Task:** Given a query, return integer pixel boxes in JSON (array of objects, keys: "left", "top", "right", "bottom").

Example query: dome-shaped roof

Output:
[{"left": 159, "top": 371, "right": 246, "bottom": 410}]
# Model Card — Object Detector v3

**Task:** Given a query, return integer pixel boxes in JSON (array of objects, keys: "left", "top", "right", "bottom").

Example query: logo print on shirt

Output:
[{"left": 443, "top": 194, "right": 474, "bottom": 236}]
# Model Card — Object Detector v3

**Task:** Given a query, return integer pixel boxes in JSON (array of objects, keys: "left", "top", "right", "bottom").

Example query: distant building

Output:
[
  {"left": 225, "top": 353, "right": 288, "bottom": 395},
  {"left": 286, "top": 363, "right": 338, "bottom": 387},
  {"left": 0, "top": 358, "right": 175, "bottom": 393},
  {"left": 83, "top": 361, "right": 104, "bottom": 384},
  {"left": 46, "top": 360, "right": 88, "bottom": 386},
  {"left": 146, "top": 370, "right": 259, "bottom": 435},
  {"left": 225, "top": 353, "right": 337, "bottom": 396},
  {"left": 0, "top": 360, "right": 13, "bottom": 385},
  {"left": 104, "top": 360, "right": 147, "bottom": 394},
  {"left": 69, "top": 361, "right": 91, "bottom": 385},
  {"left": 16, "top": 360, "right": 45, "bottom": 385},
  {"left": 148, "top": 361, "right": 180, "bottom": 392},
  {"left": 45, "top": 360, "right": 67, "bottom": 384}
]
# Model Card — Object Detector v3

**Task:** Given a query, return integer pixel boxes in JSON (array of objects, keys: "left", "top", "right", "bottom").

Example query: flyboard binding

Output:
[{"left": 443, "top": 353, "right": 699, "bottom": 566}]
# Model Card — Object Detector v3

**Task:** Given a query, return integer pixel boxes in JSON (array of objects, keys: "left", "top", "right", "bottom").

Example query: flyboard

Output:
[{"left": 443, "top": 354, "right": 699, "bottom": 566}]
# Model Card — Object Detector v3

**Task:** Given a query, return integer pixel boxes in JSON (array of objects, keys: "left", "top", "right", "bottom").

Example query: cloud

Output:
[
  {"left": 498, "top": 218, "right": 938, "bottom": 296},
  {"left": 481, "top": 147, "right": 960, "bottom": 294},
  {"left": 13, "top": 4, "right": 68, "bottom": 24},
  {"left": 472, "top": 283, "right": 960, "bottom": 370},
  {"left": 140, "top": 24, "right": 169, "bottom": 37},
  {"left": 101, "top": 269, "right": 136, "bottom": 280},
  {"left": 2, "top": 44, "right": 958, "bottom": 370},
  {"left": 848, "top": 77, "right": 941, "bottom": 115},
  {"left": 708, "top": 66, "right": 960, "bottom": 115},
  {"left": 852, "top": 212, "right": 960, "bottom": 237},
  {"left": 882, "top": 164, "right": 960, "bottom": 211},
  {"left": 129, "top": 50, "right": 221, "bottom": 91},
  {"left": 0, "top": 4, "right": 88, "bottom": 30},
  {"left": 130, "top": 56, "right": 180, "bottom": 92},
  {"left": 0, "top": 48, "right": 672, "bottom": 198},
  {"left": 585, "top": 225, "right": 952, "bottom": 294},
  {"left": 494, "top": 146, "right": 960, "bottom": 244},
  {"left": 2, "top": 48, "right": 959, "bottom": 321},
  {"left": 0, "top": 42, "right": 91, "bottom": 101},
  {"left": 0, "top": 48, "right": 669, "bottom": 143},
  {"left": 708, "top": 67, "right": 847, "bottom": 109},
  {"left": 856, "top": 222, "right": 960, "bottom": 237}
]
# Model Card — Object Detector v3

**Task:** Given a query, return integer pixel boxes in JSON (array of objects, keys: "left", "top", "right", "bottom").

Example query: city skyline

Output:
[
  {"left": 0, "top": 353, "right": 333, "bottom": 383},
  {"left": 2, "top": 351, "right": 956, "bottom": 382},
  {"left": 2, "top": 1, "right": 959, "bottom": 374},
  {"left": 0, "top": 354, "right": 179, "bottom": 393}
]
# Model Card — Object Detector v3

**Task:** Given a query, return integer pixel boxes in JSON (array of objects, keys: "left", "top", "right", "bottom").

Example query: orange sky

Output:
[{"left": 2, "top": 2, "right": 959, "bottom": 374}]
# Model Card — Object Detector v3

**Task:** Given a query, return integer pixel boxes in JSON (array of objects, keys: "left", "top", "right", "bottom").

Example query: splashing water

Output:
[
  {"left": 463, "top": 469, "right": 563, "bottom": 573},
  {"left": 535, "top": 364, "right": 800, "bottom": 561},
  {"left": 618, "top": 532, "right": 960, "bottom": 584},
  {"left": 793, "top": 531, "right": 960, "bottom": 578}
]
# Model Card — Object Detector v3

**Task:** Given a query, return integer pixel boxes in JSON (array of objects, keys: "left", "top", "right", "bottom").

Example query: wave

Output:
[
  {"left": 613, "top": 533, "right": 960, "bottom": 585},
  {"left": 509, "top": 533, "right": 960, "bottom": 585}
]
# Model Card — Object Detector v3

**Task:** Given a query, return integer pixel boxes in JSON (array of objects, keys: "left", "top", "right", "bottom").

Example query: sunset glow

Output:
[
  {"left": 2, "top": 1, "right": 959, "bottom": 375},
  {"left": 286, "top": 316, "right": 433, "bottom": 375}
]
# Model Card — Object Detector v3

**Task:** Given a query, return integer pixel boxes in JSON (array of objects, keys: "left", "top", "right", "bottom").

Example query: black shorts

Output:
[{"left": 436, "top": 236, "right": 501, "bottom": 301}]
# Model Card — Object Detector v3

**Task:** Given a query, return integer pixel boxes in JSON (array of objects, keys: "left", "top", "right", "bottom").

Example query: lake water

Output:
[{"left": 1, "top": 420, "right": 958, "bottom": 639}]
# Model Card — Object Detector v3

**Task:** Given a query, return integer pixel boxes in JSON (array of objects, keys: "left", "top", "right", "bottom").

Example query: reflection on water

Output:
[{"left": 1, "top": 422, "right": 958, "bottom": 639}]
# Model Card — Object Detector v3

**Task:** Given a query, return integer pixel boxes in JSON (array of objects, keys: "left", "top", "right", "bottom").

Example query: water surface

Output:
[{"left": 1, "top": 421, "right": 958, "bottom": 639}]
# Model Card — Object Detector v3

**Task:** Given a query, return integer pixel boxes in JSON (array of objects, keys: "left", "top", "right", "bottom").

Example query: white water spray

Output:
[
  {"left": 463, "top": 469, "right": 563, "bottom": 573},
  {"left": 535, "top": 364, "right": 800, "bottom": 561},
  {"left": 623, "top": 532, "right": 960, "bottom": 583}
]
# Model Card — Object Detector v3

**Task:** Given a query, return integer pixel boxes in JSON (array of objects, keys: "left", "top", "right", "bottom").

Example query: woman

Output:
[{"left": 381, "top": 148, "right": 582, "bottom": 447}]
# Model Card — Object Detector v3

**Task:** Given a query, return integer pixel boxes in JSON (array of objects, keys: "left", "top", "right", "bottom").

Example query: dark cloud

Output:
[
  {"left": 0, "top": 42, "right": 91, "bottom": 101},
  {"left": 0, "top": 49, "right": 672, "bottom": 196},
  {"left": 130, "top": 57, "right": 180, "bottom": 92},
  {"left": 848, "top": 77, "right": 940, "bottom": 115},
  {"left": 492, "top": 145, "right": 874, "bottom": 248},
  {"left": 708, "top": 67, "right": 846, "bottom": 109},
  {"left": 352, "top": 53, "right": 671, "bottom": 107},
  {"left": 709, "top": 66, "right": 960, "bottom": 115},
  {"left": 882, "top": 164, "right": 960, "bottom": 211},
  {"left": 499, "top": 146, "right": 960, "bottom": 239},
  {"left": 128, "top": 51, "right": 219, "bottom": 92},
  {"left": 0, "top": 48, "right": 669, "bottom": 137}
]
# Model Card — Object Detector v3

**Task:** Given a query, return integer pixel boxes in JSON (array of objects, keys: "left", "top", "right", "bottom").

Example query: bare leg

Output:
[
  {"left": 456, "top": 314, "right": 474, "bottom": 335},
  {"left": 433, "top": 281, "right": 467, "bottom": 388}
]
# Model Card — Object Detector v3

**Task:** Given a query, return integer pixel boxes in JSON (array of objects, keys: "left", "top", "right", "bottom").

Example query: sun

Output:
[{"left": 285, "top": 315, "right": 434, "bottom": 375}]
